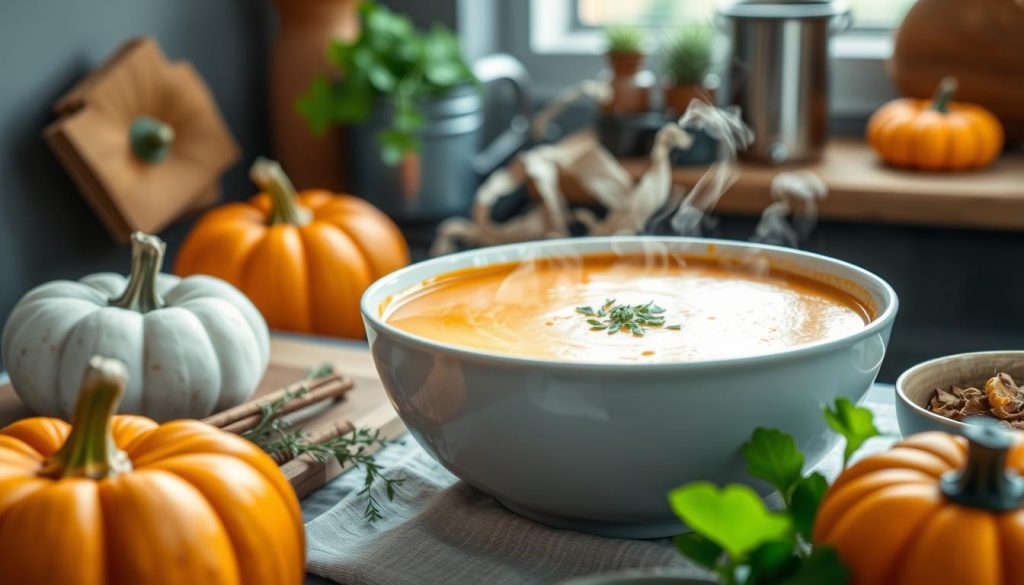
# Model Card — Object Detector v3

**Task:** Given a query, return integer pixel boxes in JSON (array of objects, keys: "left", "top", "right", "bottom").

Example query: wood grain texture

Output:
[
  {"left": 0, "top": 335, "right": 405, "bottom": 497},
  {"left": 620, "top": 138, "right": 1024, "bottom": 231},
  {"left": 43, "top": 37, "right": 240, "bottom": 243}
]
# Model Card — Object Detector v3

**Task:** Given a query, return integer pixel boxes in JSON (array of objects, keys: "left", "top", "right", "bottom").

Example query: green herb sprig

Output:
[
  {"left": 576, "top": 299, "right": 681, "bottom": 335},
  {"left": 297, "top": 1, "right": 477, "bottom": 165},
  {"left": 242, "top": 369, "right": 404, "bottom": 522},
  {"left": 668, "top": 398, "right": 882, "bottom": 585},
  {"left": 661, "top": 24, "right": 715, "bottom": 86},
  {"left": 604, "top": 26, "right": 646, "bottom": 53}
]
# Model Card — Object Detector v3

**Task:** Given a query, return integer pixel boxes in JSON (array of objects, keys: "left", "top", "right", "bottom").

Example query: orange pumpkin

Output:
[
  {"left": 176, "top": 158, "right": 410, "bottom": 338},
  {"left": 867, "top": 77, "right": 1004, "bottom": 170},
  {"left": 814, "top": 422, "right": 1024, "bottom": 585},
  {"left": 0, "top": 356, "right": 304, "bottom": 584}
]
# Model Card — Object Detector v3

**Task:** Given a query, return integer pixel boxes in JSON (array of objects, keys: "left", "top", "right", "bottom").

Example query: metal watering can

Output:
[{"left": 348, "top": 54, "right": 532, "bottom": 223}]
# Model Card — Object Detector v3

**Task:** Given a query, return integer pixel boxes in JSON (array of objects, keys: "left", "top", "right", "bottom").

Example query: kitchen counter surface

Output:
[{"left": 622, "top": 138, "right": 1024, "bottom": 231}]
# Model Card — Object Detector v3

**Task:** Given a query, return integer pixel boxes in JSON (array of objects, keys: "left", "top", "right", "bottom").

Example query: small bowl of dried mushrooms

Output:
[{"left": 896, "top": 351, "right": 1024, "bottom": 436}]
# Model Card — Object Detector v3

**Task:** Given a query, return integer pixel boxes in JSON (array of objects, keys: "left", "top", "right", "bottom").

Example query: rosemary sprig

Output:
[
  {"left": 307, "top": 362, "right": 336, "bottom": 379},
  {"left": 576, "top": 298, "right": 682, "bottom": 336},
  {"left": 242, "top": 383, "right": 404, "bottom": 522}
]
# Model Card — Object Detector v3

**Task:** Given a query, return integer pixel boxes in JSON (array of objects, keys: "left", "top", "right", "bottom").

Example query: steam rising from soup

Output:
[{"left": 382, "top": 250, "right": 873, "bottom": 364}]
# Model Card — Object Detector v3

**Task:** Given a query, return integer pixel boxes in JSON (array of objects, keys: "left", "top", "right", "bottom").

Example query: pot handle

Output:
[
  {"left": 471, "top": 53, "right": 533, "bottom": 176},
  {"left": 831, "top": 7, "right": 853, "bottom": 34},
  {"left": 712, "top": 11, "right": 730, "bottom": 32}
]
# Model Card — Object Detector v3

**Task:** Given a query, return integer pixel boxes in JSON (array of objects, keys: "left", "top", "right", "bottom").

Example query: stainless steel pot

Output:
[{"left": 717, "top": 1, "right": 852, "bottom": 164}]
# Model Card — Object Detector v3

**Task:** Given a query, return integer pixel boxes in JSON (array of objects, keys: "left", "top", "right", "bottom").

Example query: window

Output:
[
  {"left": 533, "top": 0, "right": 916, "bottom": 55},
  {"left": 577, "top": 0, "right": 916, "bottom": 29},
  {"left": 489, "top": 0, "right": 902, "bottom": 120}
]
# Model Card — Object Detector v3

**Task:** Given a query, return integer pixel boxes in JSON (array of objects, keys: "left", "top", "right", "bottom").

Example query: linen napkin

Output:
[{"left": 303, "top": 386, "right": 898, "bottom": 585}]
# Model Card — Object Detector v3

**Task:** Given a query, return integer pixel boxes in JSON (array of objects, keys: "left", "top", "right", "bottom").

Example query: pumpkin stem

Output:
[
  {"left": 40, "top": 356, "right": 133, "bottom": 480},
  {"left": 930, "top": 76, "right": 958, "bottom": 114},
  {"left": 130, "top": 115, "right": 175, "bottom": 164},
  {"left": 940, "top": 419, "right": 1024, "bottom": 511},
  {"left": 250, "top": 157, "right": 312, "bottom": 226},
  {"left": 109, "top": 232, "right": 167, "bottom": 313}
]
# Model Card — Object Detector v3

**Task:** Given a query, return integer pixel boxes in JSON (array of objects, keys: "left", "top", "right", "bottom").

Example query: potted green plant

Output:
[
  {"left": 660, "top": 25, "right": 716, "bottom": 116},
  {"left": 297, "top": 1, "right": 479, "bottom": 220},
  {"left": 603, "top": 26, "right": 653, "bottom": 114}
]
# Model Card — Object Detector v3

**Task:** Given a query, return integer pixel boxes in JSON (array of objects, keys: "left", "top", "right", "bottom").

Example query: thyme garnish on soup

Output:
[{"left": 576, "top": 299, "right": 681, "bottom": 336}]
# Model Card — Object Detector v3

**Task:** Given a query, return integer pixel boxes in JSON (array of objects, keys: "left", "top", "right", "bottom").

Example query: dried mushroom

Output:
[
  {"left": 986, "top": 373, "right": 1024, "bottom": 419},
  {"left": 929, "top": 385, "right": 990, "bottom": 420},
  {"left": 928, "top": 372, "right": 1024, "bottom": 428}
]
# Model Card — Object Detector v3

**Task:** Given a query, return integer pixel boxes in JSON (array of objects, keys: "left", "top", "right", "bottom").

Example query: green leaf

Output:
[
  {"left": 352, "top": 46, "right": 377, "bottom": 70},
  {"left": 368, "top": 64, "right": 396, "bottom": 92},
  {"left": 332, "top": 72, "right": 374, "bottom": 123},
  {"left": 295, "top": 75, "right": 336, "bottom": 136},
  {"left": 673, "top": 533, "right": 723, "bottom": 570},
  {"left": 824, "top": 398, "right": 881, "bottom": 467},
  {"left": 667, "top": 483, "right": 792, "bottom": 560},
  {"left": 327, "top": 39, "right": 356, "bottom": 69},
  {"left": 425, "top": 63, "right": 464, "bottom": 86},
  {"left": 376, "top": 129, "right": 419, "bottom": 165},
  {"left": 392, "top": 101, "right": 425, "bottom": 133},
  {"left": 747, "top": 539, "right": 799, "bottom": 584},
  {"left": 790, "top": 472, "right": 829, "bottom": 540},
  {"left": 741, "top": 428, "right": 804, "bottom": 502},
  {"left": 777, "top": 546, "right": 849, "bottom": 585},
  {"left": 357, "top": 0, "right": 376, "bottom": 19}
]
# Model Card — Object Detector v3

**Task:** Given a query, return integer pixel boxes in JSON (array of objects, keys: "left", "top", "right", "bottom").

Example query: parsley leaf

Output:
[
  {"left": 296, "top": 75, "right": 336, "bottom": 136},
  {"left": 741, "top": 428, "right": 804, "bottom": 503},
  {"left": 673, "top": 533, "right": 723, "bottom": 570},
  {"left": 790, "top": 472, "right": 829, "bottom": 540},
  {"left": 778, "top": 546, "right": 850, "bottom": 585},
  {"left": 576, "top": 299, "right": 681, "bottom": 335},
  {"left": 667, "top": 482, "right": 792, "bottom": 559},
  {"left": 748, "top": 539, "right": 800, "bottom": 584},
  {"left": 823, "top": 398, "right": 881, "bottom": 467}
]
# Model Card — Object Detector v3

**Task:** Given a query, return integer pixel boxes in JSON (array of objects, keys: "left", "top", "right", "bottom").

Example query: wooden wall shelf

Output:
[{"left": 621, "top": 139, "right": 1024, "bottom": 231}]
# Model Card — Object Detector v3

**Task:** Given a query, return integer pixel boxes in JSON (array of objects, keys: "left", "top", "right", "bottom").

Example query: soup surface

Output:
[{"left": 383, "top": 254, "right": 873, "bottom": 363}]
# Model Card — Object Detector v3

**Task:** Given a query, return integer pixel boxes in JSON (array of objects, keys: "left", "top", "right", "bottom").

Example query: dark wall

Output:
[
  {"left": 711, "top": 218, "right": 1024, "bottom": 382},
  {"left": 0, "top": 0, "right": 274, "bottom": 340}
]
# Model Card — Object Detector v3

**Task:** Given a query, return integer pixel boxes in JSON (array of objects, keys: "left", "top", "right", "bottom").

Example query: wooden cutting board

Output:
[{"left": 0, "top": 335, "right": 404, "bottom": 498}]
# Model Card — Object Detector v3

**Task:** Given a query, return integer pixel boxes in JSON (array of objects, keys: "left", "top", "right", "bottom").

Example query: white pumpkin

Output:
[{"left": 1, "top": 232, "right": 270, "bottom": 421}]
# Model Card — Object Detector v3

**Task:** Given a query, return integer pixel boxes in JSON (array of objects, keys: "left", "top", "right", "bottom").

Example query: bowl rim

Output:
[
  {"left": 360, "top": 236, "right": 899, "bottom": 371},
  {"left": 895, "top": 350, "right": 1024, "bottom": 430}
]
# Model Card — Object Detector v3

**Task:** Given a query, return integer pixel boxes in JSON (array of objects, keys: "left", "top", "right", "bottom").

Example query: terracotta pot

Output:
[
  {"left": 890, "top": 0, "right": 1024, "bottom": 142},
  {"left": 603, "top": 51, "right": 653, "bottom": 114},
  {"left": 269, "top": 0, "right": 358, "bottom": 190},
  {"left": 663, "top": 84, "right": 715, "bottom": 116}
]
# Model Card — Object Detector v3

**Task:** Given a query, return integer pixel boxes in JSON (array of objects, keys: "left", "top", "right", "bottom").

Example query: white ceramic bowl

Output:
[
  {"left": 896, "top": 351, "right": 1024, "bottom": 437},
  {"left": 361, "top": 237, "right": 898, "bottom": 538}
]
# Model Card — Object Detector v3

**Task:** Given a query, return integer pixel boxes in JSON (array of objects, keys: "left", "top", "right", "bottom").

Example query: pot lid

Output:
[{"left": 716, "top": 0, "right": 849, "bottom": 19}]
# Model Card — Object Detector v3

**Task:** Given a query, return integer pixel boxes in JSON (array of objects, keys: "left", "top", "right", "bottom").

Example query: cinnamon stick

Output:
[{"left": 202, "top": 374, "right": 353, "bottom": 434}]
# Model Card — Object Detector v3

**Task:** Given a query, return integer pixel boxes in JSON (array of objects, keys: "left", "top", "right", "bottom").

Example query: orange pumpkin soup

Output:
[{"left": 383, "top": 254, "right": 873, "bottom": 363}]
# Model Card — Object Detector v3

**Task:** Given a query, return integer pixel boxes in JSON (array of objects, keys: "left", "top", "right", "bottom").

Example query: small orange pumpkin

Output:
[
  {"left": 176, "top": 158, "right": 410, "bottom": 338},
  {"left": 814, "top": 422, "right": 1024, "bottom": 585},
  {"left": 867, "top": 76, "right": 1004, "bottom": 170},
  {"left": 0, "top": 356, "right": 304, "bottom": 584}
]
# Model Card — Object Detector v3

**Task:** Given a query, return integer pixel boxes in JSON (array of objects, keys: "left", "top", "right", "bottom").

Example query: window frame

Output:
[{"left": 496, "top": 0, "right": 898, "bottom": 124}]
